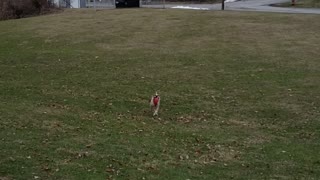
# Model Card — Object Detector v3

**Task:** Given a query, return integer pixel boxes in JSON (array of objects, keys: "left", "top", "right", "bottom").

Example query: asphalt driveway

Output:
[
  {"left": 142, "top": 0, "right": 320, "bottom": 14},
  {"left": 223, "top": 0, "right": 320, "bottom": 14}
]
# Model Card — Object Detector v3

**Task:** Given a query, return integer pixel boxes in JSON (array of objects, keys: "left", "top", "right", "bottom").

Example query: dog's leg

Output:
[
  {"left": 150, "top": 96, "right": 154, "bottom": 114},
  {"left": 153, "top": 110, "right": 157, "bottom": 116},
  {"left": 153, "top": 103, "right": 160, "bottom": 116}
]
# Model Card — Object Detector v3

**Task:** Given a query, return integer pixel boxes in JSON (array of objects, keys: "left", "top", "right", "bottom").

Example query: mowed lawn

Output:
[{"left": 0, "top": 9, "right": 320, "bottom": 179}]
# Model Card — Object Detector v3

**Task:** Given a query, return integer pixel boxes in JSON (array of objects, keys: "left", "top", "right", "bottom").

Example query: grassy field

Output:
[
  {"left": 0, "top": 9, "right": 320, "bottom": 179},
  {"left": 272, "top": 0, "right": 320, "bottom": 8}
]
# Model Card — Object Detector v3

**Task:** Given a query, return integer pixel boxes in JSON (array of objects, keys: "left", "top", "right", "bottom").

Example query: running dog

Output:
[{"left": 150, "top": 92, "right": 160, "bottom": 116}]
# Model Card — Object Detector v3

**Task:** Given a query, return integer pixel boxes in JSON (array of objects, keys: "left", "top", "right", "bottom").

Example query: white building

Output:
[{"left": 53, "top": 0, "right": 86, "bottom": 8}]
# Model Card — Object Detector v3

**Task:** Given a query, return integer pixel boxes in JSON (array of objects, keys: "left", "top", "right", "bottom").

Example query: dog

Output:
[{"left": 150, "top": 92, "right": 160, "bottom": 116}]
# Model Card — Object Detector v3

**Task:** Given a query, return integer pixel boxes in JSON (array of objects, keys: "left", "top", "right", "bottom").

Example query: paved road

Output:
[
  {"left": 142, "top": 0, "right": 320, "bottom": 14},
  {"left": 223, "top": 0, "right": 320, "bottom": 14}
]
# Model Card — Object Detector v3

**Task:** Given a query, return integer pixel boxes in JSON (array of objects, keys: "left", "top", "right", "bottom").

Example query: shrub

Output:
[{"left": 0, "top": 0, "right": 56, "bottom": 20}]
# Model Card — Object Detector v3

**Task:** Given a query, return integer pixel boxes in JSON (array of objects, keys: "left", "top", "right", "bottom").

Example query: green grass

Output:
[
  {"left": 0, "top": 9, "right": 320, "bottom": 179},
  {"left": 272, "top": 0, "right": 320, "bottom": 8}
]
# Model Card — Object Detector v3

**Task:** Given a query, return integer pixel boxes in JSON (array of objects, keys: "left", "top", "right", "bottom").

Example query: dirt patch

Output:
[
  {"left": 228, "top": 119, "right": 259, "bottom": 129},
  {"left": 0, "top": 177, "right": 12, "bottom": 180},
  {"left": 35, "top": 103, "right": 70, "bottom": 116}
]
